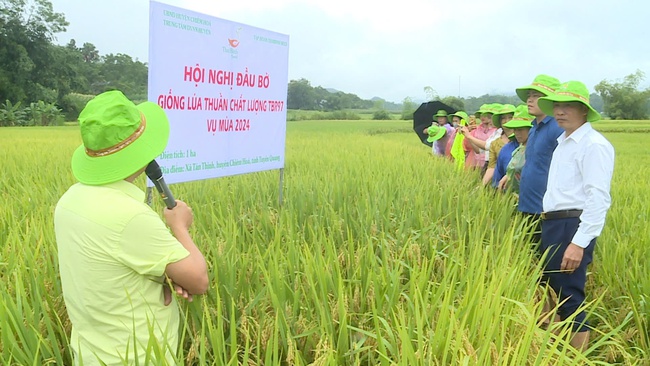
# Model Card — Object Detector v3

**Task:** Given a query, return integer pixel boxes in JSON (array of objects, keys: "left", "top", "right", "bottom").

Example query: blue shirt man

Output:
[
  {"left": 517, "top": 116, "right": 563, "bottom": 214},
  {"left": 514, "top": 74, "right": 562, "bottom": 215}
]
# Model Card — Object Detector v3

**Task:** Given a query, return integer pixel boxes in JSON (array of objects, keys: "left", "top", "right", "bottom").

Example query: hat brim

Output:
[
  {"left": 538, "top": 96, "right": 601, "bottom": 122},
  {"left": 449, "top": 112, "right": 468, "bottom": 119},
  {"left": 515, "top": 85, "right": 553, "bottom": 103},
  {"left": 491, "top": 113, "right": 513, "bottom": 128},
  {"left": 426, "top": 128, "right": 446, "bottom": 142},
  {"left": 503, "top": 119, "right": 533, "bottom": 129},
  {"left": 71, "top": 102, "right": 170, "bottom": 185}
]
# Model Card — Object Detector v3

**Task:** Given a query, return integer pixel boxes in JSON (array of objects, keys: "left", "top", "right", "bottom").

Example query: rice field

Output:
[{"left": 1, "top": 120, "right": 648, "bottom": 365}]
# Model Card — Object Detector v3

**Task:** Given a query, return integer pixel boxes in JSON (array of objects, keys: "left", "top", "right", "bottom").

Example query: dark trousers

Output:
[{"left": 539, "top": 217, "right": 596, "bottom": 332}]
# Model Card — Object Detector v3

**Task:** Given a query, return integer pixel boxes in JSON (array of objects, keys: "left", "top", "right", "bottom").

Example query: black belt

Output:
[{"left": 540, "top": 209, "right": 583, "bottom": 220}]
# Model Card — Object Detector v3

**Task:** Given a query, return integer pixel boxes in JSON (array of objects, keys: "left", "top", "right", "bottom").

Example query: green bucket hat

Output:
[
  {"left": 426, "top": 124, "right": 447, "bottom": 142},
  {"left": 449, "top": 111, "right": 469, "bottom": 126},
  {"left": 503, "top": 104, "right": 534, "bottom": 129},
  {"left": 71, "top": 90, "right": 171, "bottom": 185},
  {"left": 491, "top": 104, "right": 516, "bottom": 128},
  {"left": 474, "top": 104, "right": 490, "bottom": 117},
  {"left": 433, "top": 109, "right": 449, "bottom": 118},
  {"left": 537, "top": 81, "right": 602, "bottom": 122},
  {"left": 515, "top": 74, "right": 561, "bottom": 102},
  {"left": 486, "top": 103, "right": 502, "bottom": 115}
]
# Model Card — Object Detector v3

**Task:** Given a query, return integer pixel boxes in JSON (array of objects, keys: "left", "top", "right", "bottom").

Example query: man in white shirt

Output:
[{"left": 537, "top": 81, "right": 615, "bottom": 351}]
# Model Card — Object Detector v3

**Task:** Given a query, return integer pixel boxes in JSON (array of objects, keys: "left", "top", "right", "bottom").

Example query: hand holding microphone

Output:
[
  {"left": 145, "top": 160, "right": 195, "bottom": 230},
  {"left": 145, "top": 160, "right": 177, "bottom": 209}
]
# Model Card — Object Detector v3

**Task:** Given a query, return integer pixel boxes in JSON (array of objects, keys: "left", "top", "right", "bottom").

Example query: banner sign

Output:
[{"left": 148, "top": 1, "right": 289, "bottom": 184}]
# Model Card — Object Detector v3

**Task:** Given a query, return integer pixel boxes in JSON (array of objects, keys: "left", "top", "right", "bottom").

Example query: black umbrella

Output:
[{"left": 413, "top": 101, "right": 456, "bottom": 147}]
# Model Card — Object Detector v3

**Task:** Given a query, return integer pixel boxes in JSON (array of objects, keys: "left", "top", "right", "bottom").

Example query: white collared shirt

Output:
[
  {"left": 484, "top": 128, "right": 503, "bottom": 161},
  {"left": 543, "top": 122, "right": 615, "bottom": 248}
]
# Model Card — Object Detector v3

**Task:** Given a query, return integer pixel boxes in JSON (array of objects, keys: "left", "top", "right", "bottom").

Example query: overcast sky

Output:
[{"left": 50, "top": 0, "right": 650, "bottom": 103}]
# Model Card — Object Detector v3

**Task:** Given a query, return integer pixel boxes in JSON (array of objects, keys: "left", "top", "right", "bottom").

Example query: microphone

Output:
[{"left": 145, "top": 160, "right": 177, "bottom": 209}]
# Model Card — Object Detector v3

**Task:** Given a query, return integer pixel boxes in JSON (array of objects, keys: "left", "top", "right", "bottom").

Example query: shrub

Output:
[
  {"left": 24, "top": 101, "right": 64, "bottom": 126},
  {"left": 330, "top": 110, "right": 361, "bottom": 120},
  {"left": 0, "top": 100, "right": 27, "bottom": 127},
  {"left": 286, "top": 110, "right": 361, "bottom": 121},
  {"left": 59, "top": 93, "right": 95, "bottom": 121},
  {"left": 372, "top": 110, "right": 392, "bottom": 120}
]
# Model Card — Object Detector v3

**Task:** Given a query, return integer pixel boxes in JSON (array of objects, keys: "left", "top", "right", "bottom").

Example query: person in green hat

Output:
[
  {"left": 426, "top": 124, "right": 447, "bottom": 156},
  {"left": 536, "top": 81, "right": 614, "bottom": 351},
  {"left": 468, "top": 114, "right": 478, "bottom": 127},
  {"left": 449, "top": 110, "right": 468, "bottom": 129},
  {"left": 481, "top": 104, "right": 516, "bottom": 185},
  {"left": 473, "top": 104, "right": 490, "bottom": 119},
  {"left": 433, "top": 109, "right": 449, "bottom": 125},
  {"left": 498, "top": 108, "right": 534, "bottom": 193},
  {"left": 54, "top": 90, "right": 209, "bottom": 365},
  {"left": 491, "top": 103, "right": 516, "bottom": 129},
  {"left": 446, "top": 111, "right": 469, "bottom": 169},
  {"left": 425, "top": 109, "right": 454, "bottom": 156},
  {"left": 490, "top": 105, "right": 533, "bottom": 188},
  {"left": 512, "top": 74, "right": 562, "bottom": 229},
  {"left": 461, "top": 103, "right": 498, "bottom": 173}
]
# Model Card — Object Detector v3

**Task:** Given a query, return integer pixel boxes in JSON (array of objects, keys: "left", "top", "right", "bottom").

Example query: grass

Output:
[{"left": 0, "top": 119, "right": 648, "bottom": 365}]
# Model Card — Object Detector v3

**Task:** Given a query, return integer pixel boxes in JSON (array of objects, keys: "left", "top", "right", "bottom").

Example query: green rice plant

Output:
[{"left": 0, "top": 121, "right": 648, "bottom": 365}]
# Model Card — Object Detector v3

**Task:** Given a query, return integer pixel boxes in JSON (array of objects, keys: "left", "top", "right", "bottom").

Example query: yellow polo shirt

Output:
[{"left": 54, "top": 180, "right": 189, "bottom": 365}]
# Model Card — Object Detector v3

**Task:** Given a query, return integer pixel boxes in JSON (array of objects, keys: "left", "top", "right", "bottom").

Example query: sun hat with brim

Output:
[
  {"left": 71, "top": 90, "right": 170, "bottom": 185},
  {"left": 484, "top": 103, "right": 502, "bottom": 116},
  {"left": 503, "top": 105, "right": 534, "bottom": 129},
  {"left": 449, "top": 111, "right": 468, "bottom": 120},
  {"left": 449, "top": 111, "right": 469, "bottom": 126},
  {"left": 537, "top": 80, "right": 602, "bottom": 122},
  {"left": 426, "top": 125, "right": 446, "bottom": 142},
  {"left": 475, "top": 104, "right": 490, "bottom": 117},
  {"left": 433, "top": 109, "right": 449, "bottom": 118},
  {"left": 492, "top": 103, "right": 504, "bottom": 112},
  {"left": 515, "top": 74, "right": 560, "bottom": 102},
  {"left": 491, "top": 104, "right": 516, "bottom": 128}
]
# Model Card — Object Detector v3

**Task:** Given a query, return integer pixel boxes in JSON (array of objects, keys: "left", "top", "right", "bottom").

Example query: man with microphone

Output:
[{"left": 54, "top": 90, "right": 209, "bottom": 365}]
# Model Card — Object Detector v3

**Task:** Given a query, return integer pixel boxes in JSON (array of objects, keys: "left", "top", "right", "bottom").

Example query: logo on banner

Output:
[{"left": 224, "top": 27, "right": 241, "bottom": 59}]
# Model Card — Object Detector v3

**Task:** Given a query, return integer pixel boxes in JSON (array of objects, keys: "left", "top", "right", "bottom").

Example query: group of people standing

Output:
[{"left": 424, "top": 75, "right": 616, "bottom": 352}]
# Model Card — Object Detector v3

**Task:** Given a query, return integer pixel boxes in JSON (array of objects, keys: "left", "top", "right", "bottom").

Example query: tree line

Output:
[
  {"left": 1, "top": 0, "right": 147, "bottom": 125},
  {"left": 2, "top": 0, "right": 649, "bottom": 126}
]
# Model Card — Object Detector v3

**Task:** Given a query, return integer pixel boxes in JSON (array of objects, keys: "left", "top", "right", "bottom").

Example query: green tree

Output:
[
  {"left": 97, "top": 53, "right": 148, "bottom": 100},
  {"left": 589, "top": 93, "right": 604, "bottom": 113},
  {"left": 81, "top": 42, "right": 100, "bottom": 63},
  {"left": 423, "top": 86, "right": 438, "bottom": 101},
  {"left": 287, "top": 78, "right": 317, "bottom": 110},
  {"left": 0, "top": 0, "right": 68, "bottom": 103},
  {"left": 321, "top": 91, "right": 342, "bottom": 111},
  {"left": 441, "top": 96, "right": 465, "bottom": 112},
  {"left": 595, "top": 70, "right": 650, "bottom": 120},
  {"left": 400, "top": 97, "right": 416, "bottom": 120}
]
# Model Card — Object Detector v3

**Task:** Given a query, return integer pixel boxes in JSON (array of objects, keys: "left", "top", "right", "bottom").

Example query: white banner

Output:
[{"left": 148, "top": 1, "right": 289, "bottom": 185}]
